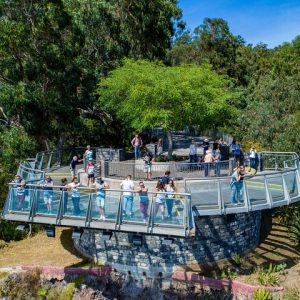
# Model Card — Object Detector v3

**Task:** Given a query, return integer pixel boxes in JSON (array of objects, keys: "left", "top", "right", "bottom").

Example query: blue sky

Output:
[{"left": 178, "top": 0, "right": 300, "bottom": 48}]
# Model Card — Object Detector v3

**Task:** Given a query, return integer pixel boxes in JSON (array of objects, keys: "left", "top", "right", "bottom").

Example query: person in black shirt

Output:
[
  {"left": 69, "top": 156, "right": 83, "bottom": 179},
  {"left": 202, "top": 139, "right": 210, "bottom": 155}
]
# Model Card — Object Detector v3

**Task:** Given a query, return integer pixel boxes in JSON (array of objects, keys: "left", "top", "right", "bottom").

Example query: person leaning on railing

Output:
[
  {"left": 165, "top": 179, "right": 177, "bottom": 219},
  {"left": 134, "top": 181, "right": 149, "bottom": 222},
  {"left": 155, "top": 180, "right": 166, "bottom": 221},
  {"left": 68, "top": 177, "right": 81, "bottom": 216},
  {"left": 92, "top": 177, "right": 110, "bottom": 221}
]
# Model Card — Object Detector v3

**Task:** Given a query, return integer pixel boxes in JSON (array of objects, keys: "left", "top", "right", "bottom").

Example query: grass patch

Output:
[{"left": 0, "top": 271, "right": 8, "bottom": 280}]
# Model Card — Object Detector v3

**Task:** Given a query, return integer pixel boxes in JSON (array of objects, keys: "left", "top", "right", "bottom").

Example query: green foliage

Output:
[
  {"left": 0, "top": 269, "right": 42, "bottom": 299},
  {"left": 0, "top": 271, "right": 9, "bottom": 280},
  {"left": 37, "top": 287, "right": 48, "bottom": 299},
  {"left": 289, "top": 217, "right": 300, "bottom": 247},
  {"left": 98, "top": 59, "right": 237, "bottom": 132},
  {"left": 0, "top": 127, "right": 36, "bottom": 173},
  {"left": 256, "top": 264, "right": 281, "bottom": 286},
  {"left": 253, "top": 288, "right": 272, "bottom": 300},
  {"left": 220, "top": 266, "right": 238, "bottom": 280},
  {"left": 284, "top": 288, "right": 300, "bottom": 300},
  {"left": 232, "top": 253, "right": 244, "bottom": 267},
  {"left": 59, "top": 282, "right": 75, "bottom": 300}
]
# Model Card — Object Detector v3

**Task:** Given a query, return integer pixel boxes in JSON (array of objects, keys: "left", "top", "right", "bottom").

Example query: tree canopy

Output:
[{"left": 97, "top": 59, "right": 237, "bottom": 133}]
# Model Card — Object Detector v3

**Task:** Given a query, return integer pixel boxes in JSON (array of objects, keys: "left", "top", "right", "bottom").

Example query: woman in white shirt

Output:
[
  {"left": 165, "top": 179, "right": 177, "bottom": 219},
  {"left": 68, "top": 177, "right": 81, "bottom": 216},
  {"left": 155, "top": 180, "right": 166, "bottom": 221}
]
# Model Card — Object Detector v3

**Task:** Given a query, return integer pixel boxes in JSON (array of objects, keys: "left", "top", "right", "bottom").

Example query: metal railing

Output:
[
  {"left": 3, "top": 184, "right": 193, "bottom": 237},
  {"left": 185, "top": 167, "right": 300, "bottom": 215},
  {"left": 102, "top": 159, "right": 235, "bottom": 181}
]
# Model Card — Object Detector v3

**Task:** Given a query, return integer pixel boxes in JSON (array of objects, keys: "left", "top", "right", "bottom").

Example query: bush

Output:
[
  {"left": 220, "top": 266, "right": 238, "bottom": 280},
  {"left": 253, "top": 288, "right": 272, "bottom": 300},
  {"left": 289, "top": 216, "right": 300, "bottom": 247},
  {"left": 256, "top": 264, "right": 281, "bottom": 286},
  {"left": 59, "top": 282, "right": 75, "bottom": 300},
  {"left": 0, "top": 269, "right": 42, "bottom": 299}
]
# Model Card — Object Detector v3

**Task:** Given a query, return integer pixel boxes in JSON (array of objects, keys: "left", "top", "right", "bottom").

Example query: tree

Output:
[{"left": 97, "top": 59, "right": 237, "bottom": 157}]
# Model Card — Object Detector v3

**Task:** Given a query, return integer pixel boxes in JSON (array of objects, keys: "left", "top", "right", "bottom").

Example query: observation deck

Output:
[{"left": 2, "top": 148, "right": 300, "bottom": 238}]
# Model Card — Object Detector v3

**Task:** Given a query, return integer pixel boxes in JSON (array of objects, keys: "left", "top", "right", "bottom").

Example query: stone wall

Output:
[{"left": 75, "top": 211, "right": 261, "bottom": 277}]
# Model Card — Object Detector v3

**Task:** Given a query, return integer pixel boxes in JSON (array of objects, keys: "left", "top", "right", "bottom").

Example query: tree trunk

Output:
[
  {"left": 57, "top": 133, "right": 65, "bottom": 150},
  {"left": 44, "top": 138, "right": 50, "bottom": 151},
  {"left": 166, "top": 130, "right": 173, "bottom": 160}
]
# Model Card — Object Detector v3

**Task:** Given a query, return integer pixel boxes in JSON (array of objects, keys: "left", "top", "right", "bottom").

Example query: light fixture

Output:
[
  {"left": 45, "top": 226, "right": 55, "bottom": 238},
  {"left": 132, "top": 234, "right": 143, "bottom": 246},
  {"left": 72, "top": 228, "right": 83, "bottom": 239},
  {"left": 101, "top": 231, "right": 113, "bottom": 241},
  {"left": 16, "top": 224, "right": 29, "bottom": 231}
]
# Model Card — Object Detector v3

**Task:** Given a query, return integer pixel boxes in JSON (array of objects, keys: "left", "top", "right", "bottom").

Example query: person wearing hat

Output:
[
  {"left": 86, "top": 157, "right": 95, "bottom": 186},
  {"left": 203, "top": 149, "right": 214, "bottom": 177},
  {"left": 202, "top": 138, "right": 210, "bottom": 155},
  {"left": 93, "top": 177, "right": 110, "bottom": 220}
]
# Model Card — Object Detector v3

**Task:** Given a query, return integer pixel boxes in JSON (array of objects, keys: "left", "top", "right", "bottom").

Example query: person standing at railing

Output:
[
  {"left": 60, "top": 178, "right": 69, "bottom": 214},
  {"left": 202, "top": 138, "right": 210, "bottom": 155},
  {"left": 249, "top": 146, "right": 257, "bottom": 169},
  {"left": 135, "top": 181, "right": 149, "bottom": 222},
  {"left": 16, "top": 180, "right": 27, "bottom": 210},
  {"left": 131, "top": 134, "right": 143, "bottom": 160},
  {"left": 155, "top": 180, "right": 166, "bottom": 221},
  {"left": 68, "top": 177, "right": 81, "bottom": 216},
  {"left": 204, "top": 150, "right": 214, "bottom": 177},
  {"left": 93, "top": 177, "right": 110, "bottom": 221},
  {"left": 161, "top": 170, "right": 172, "bottom": 186},
  {"left": 40, "top": 175, "right": 54, "bottom": 214},
  {"left": 189, "top": 139, "right": 197, "bottom": 164},
  {"left": 230, "top": 167, "right": 244, "bottom": 204},
  {"left": 120, "top": 175, "right": 134, "bottom": 217},
  {"left": 214, "top": 149, "right": 221, "bottom": 177},
  {"left": 165, "top": 179, "right": 177, "bottom": 219},
  {"left": 86, "top": 157, "right": 95, "bottom": 186},
  {"left": 232, "top": 140, "right": 242, "bottom": 164},
  {"left": 69, "top": 156, "right": 83, "bottom": 179}
]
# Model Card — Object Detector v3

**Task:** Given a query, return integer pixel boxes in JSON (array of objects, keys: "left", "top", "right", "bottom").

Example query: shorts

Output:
[
  {"left": 96, "top": 196, "right": 105, "bottom": 207},
  {"left": 70, "top": 168, "right": 76, "bottom": 177},
  {"left": 44, "top": 192, "right": 53, "bottom": 204},
  {"left": 87, "top": 173, "right": 94, "bottom": 179},
  {"left": 144, "top": 165, "right": 152, "bottom": 173}
]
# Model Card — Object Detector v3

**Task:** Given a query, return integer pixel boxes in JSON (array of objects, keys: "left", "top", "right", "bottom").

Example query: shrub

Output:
[
  {"left": 284, "top": 287, "right": 300, "bottom": 300},
  {"left": 232, "top": 253, "right": 243, "bottom": 267},
  {"left": 59, "top": 282, "right": 75, "bottom": 300},
  {"left": 0, "top": 240, "right": 8, "bottom": 249},
  {"left": 220, "top": 266, "right": 237, "bottom": 280},
  {"left": 253, "top": 288, "right": 272, "bottom": 300},
  {"left": 46, "top": 287, "right": 61, "bottom": 300},
  {"left": 289, "top": 216, "right": 300, "bottom": 247},
  {"left": 37, "top": 287, "right": 48, "bottom": 299},
  {"left": 256, "top": 264, "right": 280, "bottom": 286}
]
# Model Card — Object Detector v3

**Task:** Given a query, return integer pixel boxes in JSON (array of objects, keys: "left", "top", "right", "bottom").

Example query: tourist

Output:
[
  {"left": 202, "top": 138, "right": 210, "bottom": 155},
  {"left": 120, "top": 175, "right": 134, "bottom": 217},
  {"left": 146, "top": 138, "right": 157, "bottom": 158},
  {"left": 157, "top": 138, "right": 163, "bottom": 156},
  {"left": 155, "top": 180, "right": 166, "bottom": 221},
  {"left": 40, "top": 175, "right": 54, "bottom": 214},
  {"left": 12, "top": 175, "right": 22, "bottom": 187},
  {"left": 86, "top": 157, "right": 95, "bottom": 186},
  {"left": 131, "top": 134, "right": 143, "bottom": 160},
  {"left": 16, "top": 180, "right": 26, "bottom": 210},
  {"left": 218, "top": 138, "right": 228, "bottom": 161},
  {"left": 143, "top": 151, "right": 153, "bottom": 180},
  {"left": 161, "top": 170, "right": 172, "bottom": 186},
  {"left": 230, "top": 167, "right": 244, "bottom": 204},
  {"left": 204, "top": 149, "right": 214, "bottom": 177},
  {"left": 233, "top": 140, "right": 242, "bottom": 164},
  {"left": 60, "top": 178, "right": 69, "bottom": 214},
  {"left": 165, "top": 179, "right": 177, "bottom": 219},
  {"left": 69, "top": 155, "right": 83, "bottom": 179},
  {"left": 214, "top": 148, "right": 221, "bottom": 177},
  {"left": 93, "top": 177, "right": 110, "bottom": 221},
  {"left": 135, "top": 181, "right": 149, "bottom": 222},
  {"left": 84, "top": 145, "right": 93, "bottom": 164},
  {"left": 212, "top": 139, "right": 219, "bottom": 157},
  {"left": 68, "top": 177, "right": 81, "bottom": 216},
  {"left": 249, "top": 146, "right": 257, "bottom": 169},
  {"left": 189, "top": 139, "right": 197, "bottom": 163}
]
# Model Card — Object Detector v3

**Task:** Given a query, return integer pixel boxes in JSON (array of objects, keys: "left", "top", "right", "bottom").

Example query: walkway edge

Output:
[
  {"left": 172, "top": 271, "right": 284, "bottom": 295},
  {"left": 21, "top": 265, "right": 112, "bottom": 277}
]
